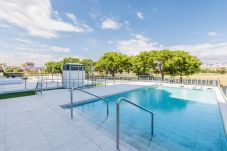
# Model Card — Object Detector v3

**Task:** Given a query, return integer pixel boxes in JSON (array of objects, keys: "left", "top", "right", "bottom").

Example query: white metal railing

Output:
[
  {"left": 35, "top": 80, "right": 43, "bottom": 94},
  {"left": 116, "top": 97, "right": 154, "bottom": 150},
  {"left": 92, "top": 75, "right": 220, "bottom": 87},
  {"left": 69, "top": 87, "right": 109, "bottom": 119}
]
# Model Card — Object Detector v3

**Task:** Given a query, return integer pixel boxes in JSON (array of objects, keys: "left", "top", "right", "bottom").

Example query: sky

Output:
[{"left": 0, "top": 0, "right": 227, "bottom": 66}]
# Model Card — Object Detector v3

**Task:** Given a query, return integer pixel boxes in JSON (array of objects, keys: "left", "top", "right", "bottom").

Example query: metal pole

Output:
[
  {"left": 24, "top": 78, "right": 27, "bottom": 90},
  {"left": 40, "top": 81, "right": 43, "bottom": 95},
  {"left": 82, "top": 66, "right": 84, "bottom": 87},
  {"left": 69, "top": 66, "right": 72, "bottom": 89},
  {"left": 116, "top": 101, "right": 120, "bottom": 150},
  {"left": 106, "top": 101, "right": 109, "bottom": 117},
  {"left": 46, "top": 78, "right": 47, "bottom": 88},
  {"left": 77, "top": 66, "right": 79, "bottom": 87},
  {"left": 105, "top": 76, "right": 107, "bottom": 86},
  {"left": 151, "top": 114, "right": 154, "bottom": 136},
  {"left": 70, "top": 90, "right": 74, "bottom": 119}
]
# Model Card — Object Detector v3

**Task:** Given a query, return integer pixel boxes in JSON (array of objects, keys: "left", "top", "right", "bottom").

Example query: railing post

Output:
[
  {"left": 105, "top": 76, "right": 107, "bottom": 86},
  {"left": 24, "top": 78, "right": 27, "bottom": 90},
  {"left": 151, "top": 113, "right": 154, "bottom": 136},
  {"left": 107, "top": 101, "right": 109, "bottom": 117},
  {"left": 46, "top": 78, "right": 47, "bottom": 88},
  {"left": 70, "top": 89, "right": 74, "bottom": 119},
  {"left": 116, "top": 98, "right": 154, "bottom": 150},
  {"left": 116, "top": 100, "right": 120, "bottom": 150},
  {"left": 40, "top": 81, "right": 43, "bottom": 95}
]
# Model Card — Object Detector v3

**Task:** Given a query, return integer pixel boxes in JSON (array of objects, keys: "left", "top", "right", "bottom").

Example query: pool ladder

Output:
[
  {"left": 69, "top": 88, "right": 154, "bottom": 151},
  {"left": 116, "top": 97, "right": 154, "bottom": 150},
  {"left": 69, "top": 87, "right": 109, "bottom": 119}
]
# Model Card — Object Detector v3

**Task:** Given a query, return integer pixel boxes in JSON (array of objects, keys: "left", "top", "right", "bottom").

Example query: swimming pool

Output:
[{"left": 72, "top": 86, "right": 227, "bottom": 151}]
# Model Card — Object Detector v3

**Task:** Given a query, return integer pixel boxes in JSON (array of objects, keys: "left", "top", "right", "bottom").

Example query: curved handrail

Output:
[
  {"left": 70, "top": 87, "right": 109, "bottom": 118},
  {"left": 116, "top": 97, "right": 154, "bottom": 150},
  {"left": 35, "top": 80, "right": 44, "bottom": 94}
]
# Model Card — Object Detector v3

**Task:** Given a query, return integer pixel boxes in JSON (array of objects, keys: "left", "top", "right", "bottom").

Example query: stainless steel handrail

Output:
[
  {"left": 116, "top": 97, "right": 154, "bottom": 150},
  {"left": 35, "top": 80, "right": 43, "bottom": 94},
  {"left": 70, "top": 87, "right": 109, "bottom": 119}
]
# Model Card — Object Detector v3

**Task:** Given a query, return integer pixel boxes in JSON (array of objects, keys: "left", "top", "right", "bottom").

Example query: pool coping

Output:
[
  {"left": 61, "top": 84, "right": 158, "bottom": 108},
  {"left": 62, "top": 82, "right": 216, "bottom": 108},
  {"left": 215, "top": 87, "right": 227, "bottom": 138},
  {"left": 60, "top": 83, "right": 227, "bottom": 150}
]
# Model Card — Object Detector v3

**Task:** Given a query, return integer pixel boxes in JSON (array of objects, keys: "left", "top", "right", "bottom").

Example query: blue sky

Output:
[{"left": 0, "top": 0, "right": 227, "bottom": 66}]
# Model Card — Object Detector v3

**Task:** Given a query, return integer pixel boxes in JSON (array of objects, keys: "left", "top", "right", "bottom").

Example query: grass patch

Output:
[{"left": 0, "top": 91, "right": 36, "bottom": 100}]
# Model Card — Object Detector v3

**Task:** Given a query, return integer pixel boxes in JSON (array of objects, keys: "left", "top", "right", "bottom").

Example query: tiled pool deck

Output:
[
  {"left": 0, "top": 84, "right": 146, "bottom": 151},
  {"left": 0, "top": 83, "right": 227, "bottom": 151}
]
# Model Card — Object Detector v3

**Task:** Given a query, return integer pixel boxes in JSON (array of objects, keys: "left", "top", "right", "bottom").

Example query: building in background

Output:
[
  {"left": 21, "top": 62, "right": 36, "bottom": 71},
  {"left": 0, "top": 63, "right": 6, "bottom": 70},
  {"left": 201, "top": 64, "right": 227, "bottom": 70}
]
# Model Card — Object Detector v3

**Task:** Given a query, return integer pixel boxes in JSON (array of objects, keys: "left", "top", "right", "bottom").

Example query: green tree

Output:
[
  {"left": 63, "top": 57, "right": 80, "bottom": 64},
  {"left": 130, "top": 51, "right": 154, "bottom": 75},
  {"left": 80, "top": 59, "right": 96, "bottom": 66},
  {"left": 80, "top": 59, "right": 96, "bottom": 75},
  {"left": 4, "top": 67, "right": 14, "bottom": 73},
  {"left": 151, "top": 50, "right": 174, "bottom": 79},
  {"left": 94, "top": 52, "right": 129, "bottom": 77},
  {"left": 165, "top": 51, "right": 201, "bottom": 81},
  {"left": 217, "top": 68, "right": 226, "bottom": 74},
  {"left": 0, "top": 66, "right": 3, "bottom": 72},
  {"left": 54, "top": 61, "right": 63, "bottom": 73},
  {"left": 150, "top": 50, "right": 172, "bottom": 79},
  {"left": 45, "top": 61, "right": 57, "bottom": 74},
  {"left": 123, "top": 56, "right": 132, "bottom": 73}
]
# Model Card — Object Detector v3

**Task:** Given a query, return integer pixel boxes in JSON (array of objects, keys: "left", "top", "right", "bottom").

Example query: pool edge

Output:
[{"left": 215, "top": 87, "right": 227, "bottom": 138}]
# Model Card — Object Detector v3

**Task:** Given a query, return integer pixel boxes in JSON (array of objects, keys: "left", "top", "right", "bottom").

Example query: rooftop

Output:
[
  {"left": 0, "top": 84, "right": 145, "bottom": 151},
  {"left": 0, "top": 82, "right": 227, "bottom": 151}
]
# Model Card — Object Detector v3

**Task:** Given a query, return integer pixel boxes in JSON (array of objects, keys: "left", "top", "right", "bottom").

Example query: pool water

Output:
[{"left": 73, "top": 86, "right": 227, "bottom": 151}]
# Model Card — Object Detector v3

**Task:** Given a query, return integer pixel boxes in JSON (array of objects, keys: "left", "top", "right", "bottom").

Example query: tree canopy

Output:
[
  {"left": 165, "top": 51, "right": 201, "bottom": 77},
  {"left": 130, "top": 51, "right": 154, "bottom": 75},
  {"left": 94, "top": 52, "right": 130, "bottom": 77},
  {"left": 44, "top": 50, "right": 201, "bottom": 79},
  {"left": 45, "top": 57, "right": 96, "bottom": 74},
  {"left": 63, "top": 57, "right": 80, "bottom": 64}
]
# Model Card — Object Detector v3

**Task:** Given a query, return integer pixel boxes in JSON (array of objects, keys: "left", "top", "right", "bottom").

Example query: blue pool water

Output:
[{"left": 73, "top": 86, "right": 227, "bottom": 151}]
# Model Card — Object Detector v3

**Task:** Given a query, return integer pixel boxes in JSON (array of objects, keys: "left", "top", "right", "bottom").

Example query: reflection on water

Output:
[{"left": 76, "top": 86, "right": 227, "bottom": 151}]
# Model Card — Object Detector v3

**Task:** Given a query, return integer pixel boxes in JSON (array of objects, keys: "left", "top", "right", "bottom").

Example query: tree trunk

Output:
[
  {"left": 180, "top": 76, "right": 183, "bottom": 83},
  {"left": 112, "top": 72, "right": 115, "bottom": 77},
  {"left": 161, "top": 73, "right": 164, "bottom": 81}
]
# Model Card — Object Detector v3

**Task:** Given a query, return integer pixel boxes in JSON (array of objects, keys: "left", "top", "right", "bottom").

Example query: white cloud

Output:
[
  {"left": 0, "top": 38, "right": 72, "bottom": 66},
  {"left": 101, "top": 18, "right": 121, "bottom": 30},
  {"left": 50, "top": 46, "right": 70, "bottom": 53},
  {"left": 208, "top": 32, "right": 219, "bottom": 37},
  {"left": 117, "top": 34, "right": 162, "bottom": 55},
  {"left": 117, "top": 34, "right": 227, "bottom": 64},
  {"left": 136, "top": 12, "right": 144, "bottom": 19},
  {"left": 65, "top": 13, "right": 92, "bottom": 32},
  {"left": 82, "top": 47, "right": 89, "bottom": 52},
  {"left": 0, "top": 51, "right": 64, "bottom": 66},
  {"left": 169, "top": 43, "right": 227, "bottom": 64},
  {"left": 53, "top": 11, "right": 62, "bottom": 21},
  {"left": 14, "top": 38, "right": 71, "bottom": 53},
  {"left": 0, "top": 0, "right": 91, "bottom": 38}
]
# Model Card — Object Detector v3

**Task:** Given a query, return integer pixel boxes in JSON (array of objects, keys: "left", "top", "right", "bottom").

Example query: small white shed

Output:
[{"left": 62, "top": 63, "right": 85, "bottom": 88}]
